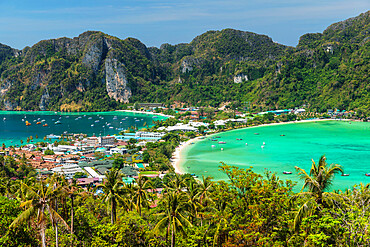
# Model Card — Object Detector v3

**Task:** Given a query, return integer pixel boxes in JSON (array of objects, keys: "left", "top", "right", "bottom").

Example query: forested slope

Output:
[{"left": 0, "top": 11, "right": 368, "bottom": 113}]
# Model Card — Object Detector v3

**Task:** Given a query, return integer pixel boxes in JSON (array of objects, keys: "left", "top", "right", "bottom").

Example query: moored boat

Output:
[
  {"left": 283, "top": 171, "right": 292, "bottom": 174},
  {"left": 365, "top": 173, "right": 370, "bottom": 177},
  {"left": 218, "top": 141, "right": 226, "bottom": 144},
  {"left": 341, "top": 174, "right": 350, "bottom": 176}
]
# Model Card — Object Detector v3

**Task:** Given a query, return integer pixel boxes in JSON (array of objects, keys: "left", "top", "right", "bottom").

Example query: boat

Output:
[
  {"left": 211, "top": 145, "right": 215, "bottom": 147},
  {"left": 261, "top": 145, "right": 265, "bottom": 148},
  {"left": 254, "top": 133, "right": 259, "bottom": 135},
  {"left": 91, "top": 124, "right": 94, "bottom": 127},
  {"left": 88, "top": 117, "right": 92, "bottom": 120},
  {"left": 341, "top": 174, "right": 350, "bottom": 176},
  {"left": 221, "top": 148, "right": 224, "bottom": 151},
  {"left": 283, "top": 171, "right": 292, "bottom": 174},
  {"left": 36, "top": 121, "right": 41, "bottom": 124},
  {"left": 215, "top": 136, "right": 221, "bottom": 138},
  {"left": 95, "top": 120, "right": 100, "bottom": 123},
  {"left": 55, "top": 121, "right": 61, "bottom": 124},
  {"left": 263, "top": 142, "right": 266, "bottom": 145},
  {"left": 366, "top": 173, "right": 370, "bottom": 177},
  {"left": 3, "top": 117, "right": 5, "bottom": 121},
  {"left": 43, "top": 124, "right": 48, "bottom": 127},
  {"left": 245, "top": 143, "right": 248, "bottom": 145},
  {"left": 211, "top": 139, "right": 218, "bottom": 141},
  {"left": 280, "top": 134, "right": 285, "bottom": 136},
  {"left": 109, "top": 126, "right": 114, "bottom": 129},
  {"left": 236, "top": 138, "right": 242, "bottom": 140},
  {"left": 25, "top": 121, "right": 31, "bottom": 126},
  {"left": 218, "top": 141, "right": 226, "bottom": 144}
]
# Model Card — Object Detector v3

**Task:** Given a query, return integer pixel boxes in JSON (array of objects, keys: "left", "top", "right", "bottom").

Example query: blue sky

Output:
[{"left": 0, "top": 0, "right": 369, "bottom": 49}]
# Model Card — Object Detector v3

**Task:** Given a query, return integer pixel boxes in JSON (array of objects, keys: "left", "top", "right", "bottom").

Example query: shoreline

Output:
[
  {"left": 117, "top": 110, "right": 174, "bottom": 118},
  {"left": 171, "top": 136, "right": 203, "bottom": 174},
  {"left": 171, "top": 118, "right": 350, "bottom": 174}
]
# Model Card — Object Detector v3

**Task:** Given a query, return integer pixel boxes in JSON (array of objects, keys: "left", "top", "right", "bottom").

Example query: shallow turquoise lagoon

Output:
[
  {"left": 0, "top": 111, "right": 166, "bottom": 146},
  {"left": 180, "top": 120, "right": 370, "bottom": 191}
]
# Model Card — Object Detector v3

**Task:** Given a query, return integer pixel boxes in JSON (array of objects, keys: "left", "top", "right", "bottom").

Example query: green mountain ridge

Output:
[{"left": 0, "top": 11, "right": 369, "bottom": 113}]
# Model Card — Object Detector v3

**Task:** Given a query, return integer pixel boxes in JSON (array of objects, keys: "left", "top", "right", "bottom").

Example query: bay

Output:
[
  {"left": 180, "top": 120, "right": 370, "bottom": 191},
  {"left": 0, "top": 111, "right": 166, "bottom": 146}
]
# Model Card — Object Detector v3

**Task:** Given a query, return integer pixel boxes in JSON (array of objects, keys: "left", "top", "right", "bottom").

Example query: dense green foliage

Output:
[
  {"left": 1, "top": 154, "right": 370, "bottom": 246},
  {"left": 0, "top": 11, "right": 369, "bottom": 113}
]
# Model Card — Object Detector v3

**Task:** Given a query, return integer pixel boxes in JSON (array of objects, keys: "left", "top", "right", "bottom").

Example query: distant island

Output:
[{"left": 0, "top": 11, "right": 368, "bottom": 115}]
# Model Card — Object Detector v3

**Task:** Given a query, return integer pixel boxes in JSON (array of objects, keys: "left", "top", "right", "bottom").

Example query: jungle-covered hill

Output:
[{"left": 0, "top": 11, "right": 369, "bottom": 113}]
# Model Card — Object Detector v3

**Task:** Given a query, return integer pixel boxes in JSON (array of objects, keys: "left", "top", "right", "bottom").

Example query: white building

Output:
[
  {"left": 188, "top": 121, "right": 209, "bottom": 128},
  {"left": 110, "top": 148, "right": 128, "bottom": 155},
  {"left": 166, "top": 123, "right": 198, "bottom": 132},
  {"left": 98, "top": 136, "right": 116, "bottom": 146},
  {"left": 51, "top": 164, "right": 84, "bottom": 179},
  {"left": 86, "top": 137, "right": 99, "bottom": 146}
]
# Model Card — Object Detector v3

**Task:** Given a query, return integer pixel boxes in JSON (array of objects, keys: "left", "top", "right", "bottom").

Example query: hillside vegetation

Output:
[{"left": 0, "top": 11, "right": 369, "bottom": 113}]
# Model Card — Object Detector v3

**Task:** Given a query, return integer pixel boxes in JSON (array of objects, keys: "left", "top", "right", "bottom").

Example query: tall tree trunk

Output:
[
  {"left": 111, "top": 200, "right": 116, "bottom": 224},
  {"left": 171, "top": 224, "right": 175, "bottom": 247},
  {"left": 41, "top": 226, "right": 46, "bottom": 247},
  {"left": 71, "top": 195, "right": 74, "bottom": 235},
  {"left": 55, "top": 199, "right": 59, "bottom": 247}
]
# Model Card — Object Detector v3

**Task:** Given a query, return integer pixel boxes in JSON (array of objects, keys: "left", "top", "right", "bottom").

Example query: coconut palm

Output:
[
  {"left": 97, "top": 168, "right": 126, "bottom": 224},
  {"left": 184, "top": 180, "right": 201, "bottom": 224},
  {"left": 165, "top": 173, "right": 186, "bottom": 194},
  {"left": 10, "top": 178, "right": 69, "bottom": 247},
  {"left": 153, "top": 191, "right": 192, "bottom": 247},
  {"left": 62, "top": 178, "right": 82, "bottom": 236},
  {"left": 293, "top": 155, "right": 343, "bottom": 231},
  {"left": 132, "top": 174, "right": 154, "bottom": 216}
]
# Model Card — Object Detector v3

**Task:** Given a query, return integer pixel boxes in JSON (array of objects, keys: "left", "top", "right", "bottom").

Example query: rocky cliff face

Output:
[
  {"left": 233, "top": 74, "right": 248, "bottom": 83},
  {"left": 105, "top": 57, "right": 132, "bottom": 103}
]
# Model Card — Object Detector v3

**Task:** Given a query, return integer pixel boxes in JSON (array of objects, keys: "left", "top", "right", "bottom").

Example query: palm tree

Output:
[
  {"left": 197, "top": 176, "right": 214, "bottom": 226},
  {"left": 132, "top": 175, "right": 154, "bottom": 216},
  {"left": 165, "top": 173, "right": 186, "bottom": 194},
  {"left": 62, "top": 178, "right": 82, "bottom": 236},
  {"left": 10, "top": 178, "right": 69, "bottom": 247},
  {"left": 293, "top": 155, "right": 343, "bottom": 231},
  {"left": 153, "top": 191, "right": 192, "bottom": 247},
  {"left": 97, "top": 168, "right": 126, "bottom": 224},
  {"left": 184, "top": 180, "right": 200, "bottom": 224}
]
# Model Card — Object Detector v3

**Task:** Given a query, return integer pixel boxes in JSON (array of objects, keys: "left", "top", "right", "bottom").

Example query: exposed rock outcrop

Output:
[
  {"left": 233, "top": 74, "right": 248, "bottom": 83},
  {"left": 105, "top": 58, "right": 132, "bottom": 103},
  {"left": 39, "top": 87, "right": 50, "bottom": 110}
]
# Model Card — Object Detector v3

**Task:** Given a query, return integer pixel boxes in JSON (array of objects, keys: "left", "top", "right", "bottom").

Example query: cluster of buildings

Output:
[{"left": 327, "top": 109, "right": 355, "bottom": 117}]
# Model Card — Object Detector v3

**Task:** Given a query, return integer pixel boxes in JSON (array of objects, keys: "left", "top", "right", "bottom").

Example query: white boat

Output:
[
  {"left": 261, "top": 145, "right": 264, "bottom": 149},
  {"left": 263, "top": 142, "right": 266, "bottom": 145},
  {"left": 88, "top": 117, "right": 92, "bottom": 120},
  {"left": 91, "top": 124, "right": 94, "bottom": 127},
  {"left": 245, "top": 143, "right": 248, "bottom": 146},
  {"left": 211, "top": 145, "right": 215, "bottom": 148},
  {"left": 95, "top": 120, "right": 100, "bottom": 123}
]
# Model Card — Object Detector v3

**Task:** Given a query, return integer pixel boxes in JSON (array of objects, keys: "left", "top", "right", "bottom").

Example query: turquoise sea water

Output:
[
  {"left": 0, "top": 111, "right": 166, "bottom": 146},
  {"left": 180, "top": 120, "right": 370, "bottom": 191}
]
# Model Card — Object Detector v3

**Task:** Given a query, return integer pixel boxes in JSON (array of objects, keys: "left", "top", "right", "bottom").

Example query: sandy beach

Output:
[
  {"left": 117, "top": 110, "right": 174, "bottom": 118},
  {"left": 171, "top": 136, "right": 203, "bottom": 174}
]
